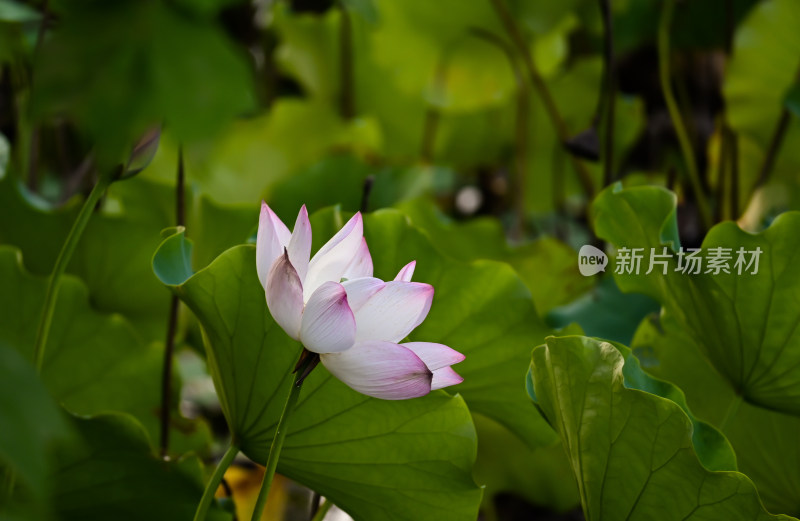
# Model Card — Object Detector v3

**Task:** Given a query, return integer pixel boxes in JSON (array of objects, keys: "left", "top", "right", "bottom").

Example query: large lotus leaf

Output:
[
  {"left": 0, "top": 176, "right": 172, "bottom": 339},
  {"left": 395, "top": 198, "right": 594, "bottom": 314},
  {"left": 722, "top": 0, "right": 800, "bottom": 195},
  {"left": 529, "top": 336, "right": 792, "bottom": 521},
  {"left": 33, "top": 0, "right": 255, "bottom": 162},
  {"left": 153, "top": 234, "right": 482, "bottom": 521},
  {"left": 593, "top": 184, "right": 800, "bottom": 416},
  {"left": 51, "top": 413, "right": 229, "bottom": 521},
  {"left": 0, "top": 176, "right": 260, "bottom": 340},
  {"left": 142, "top": 100, "right": 380, "bottom": 206},
  {"left": 0, "top": 246, "right": 209, "bottom": 455},
  {"left": 0, "top": 343, "right": 69, "bottom": 502},
  {"left": 633, "top": 314, "right": 800, "bottom": 516},
  {"left": 724, "top": 0, "right": 800, "bottom": 139}
]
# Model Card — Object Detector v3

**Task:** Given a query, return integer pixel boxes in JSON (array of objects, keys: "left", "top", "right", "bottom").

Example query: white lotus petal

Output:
[
  {"left": 300, "top": 281, "right": 356, "bottom": 354},
  {"left": 303, "top": 213, "right": 363, "bottom": 300},
  {"left": 265, "top": 251, "right": 304, "bottom": 340},
  {"left": 256, "top": 202, "right": 291, "bottom": 288},
  {"left": 287, "top": 205, "right": 312, "bottom": 282},
  {"left": 353, "top": 281, "right": 434, "bottom": 343},
  {"left": 394, "top": 261, "right": 416, "bottom": 282},
  {"left": 431, "top": 366, "right": 464, "bottom": 390},
  {"left": 342, "top": 238, "right": 373, "bottom": 280},
  {"left": 341, "top": 277, "right": 385, "bottom": 313},
  {"left": 401, "top": 342, "right": 465, "bottom": 371},
  {"left": 320, "top": 341, "right": 432, "bottom": 400}
]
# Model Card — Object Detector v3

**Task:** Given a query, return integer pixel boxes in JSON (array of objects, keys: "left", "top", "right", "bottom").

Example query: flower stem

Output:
[
  {"left": 310, "top": 498, "right": 332, "bottom": 521},
  {"left": 250, "top": 370, "right": 306, "bottom": 521},
  {"left": 658, "top": 0, "right": 712, "bottom": 231},
  {"left": 32, "top": 168, "right": 116, "bottom": 372},
  {"left": 194, "top": 442, "right": 240, "bottom": 521}
]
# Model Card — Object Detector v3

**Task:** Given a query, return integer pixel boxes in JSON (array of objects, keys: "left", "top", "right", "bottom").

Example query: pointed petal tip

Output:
[
  {"left": 431, "top": 367, "right": 463, "bottom": 390},
  {"left": 394, "top": 260, "right": 417, "bottom": 282},
  {"left": 402, "top": 342, "right": 464, "bottom": 370}
]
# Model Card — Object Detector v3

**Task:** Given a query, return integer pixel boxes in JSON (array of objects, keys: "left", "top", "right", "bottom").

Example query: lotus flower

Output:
[{"left": 256, "top": 202, "right": 465, "bottom": 400}]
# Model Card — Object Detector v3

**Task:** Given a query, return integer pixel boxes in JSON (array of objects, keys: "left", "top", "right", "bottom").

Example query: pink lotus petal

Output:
[
  {"left": 341, "top": 277, "right": 385, "bottom": 313},
  {"left": 300, "top": 281, "right": 356, "bottom": 354},
  {"left": 265, "top": 251, "right": 304, "bottom": 340},
  {"left": 303, "top": 213, "right": 364, "bottom": 301},
  {"left": 342, "top": 237, "right": 373, "bottom": 280},
  {"left": 320, "top": 341, "right": 432, "bottom": 400},
  {"left": 353, "top": 281, "right": 434, "bottom": 343},
  {"left": 394, "top": 261, "right": 416, "bottom": 282},
  {"left": 431, "top": 366, "right": 463, "bottom": 390},
  {"left": 401, "top": 342, "right": 465, "bottom": 371},
  {"left": 256, "top": 202, "right": 291, "bottom": 288},
  {"left": 287, "top": 205, "right": 312, "bottom": 282}
]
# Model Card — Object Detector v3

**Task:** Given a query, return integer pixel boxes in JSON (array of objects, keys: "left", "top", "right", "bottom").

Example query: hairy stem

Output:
[
  {"left": 599, "top": 0, "right": 616, "bottom": 187},
  {"left": 33, "top": 167, "right": 117, "bottom": 372},
  {"left": 194, "top": 443, "right": 240, "bottom": 521},
  {"left": 160, "top": 147, "right": 186, "bottom": 458},
  {"left": 658, "top": 0, "right": 712, "bottom": 230},
  {"left": 488, "top": 0, "right": 594, "bottom": 200}
]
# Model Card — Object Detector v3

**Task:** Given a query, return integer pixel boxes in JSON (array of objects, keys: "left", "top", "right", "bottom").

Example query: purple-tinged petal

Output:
[
  {"left": 256, "top": 202, "right": 291, "bottom": 288},
  {"left": 353, "top": 281, "right": 434, "bottom": 343},
  {"left": 394, "top": 261, "right": 416, "bottom": 282},
  {"left": 303, "top": 213, "right": 363, "bottom": 300},
  {"left": 342, "top": 237, "right": 373, "bottom": 280},
  {"left": 431, "top": 366, "right": 463, "bottom": 390},
  {"left": 401, "top": 342, "right": 465, "bottom": 371},
  {"left": 341, "top": 277, "right": 385, "bottom": 313},
  {"left": 265, "top": 250, "right": 304, "bottom": 340},
  {"left": 300, "top": 281, "right": 356, "bottom": 354},
  {"left": 320, "top": 341, "right": 432, "bottom": 400},
  {"left": 287, "top": 205, "right": 312, "bottom": 282}
]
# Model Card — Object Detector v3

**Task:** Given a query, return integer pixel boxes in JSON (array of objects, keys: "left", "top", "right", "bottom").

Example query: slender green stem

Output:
[
  {"left": 310, "top": 499, "right": 333, "bottom": 521},
  {"left": 658, "top": 0, "right": 712, "bottom": 230},
  {"left": 194, "top": 443, "right": 240, "bottom": 521},
  {"left": 488, "top": 0, "right": 595, "bottom": 200},
  {"left": 250, "top": 371, "right": 305, "bottom": 521},
  {"left": 599, "top": 0, "right": 616, "bottom": 187},
  {"left": 32, "top": 168, "right": 116, "bottom": 372},
  {"left": 719, "top": 394, "right": 743, "bottom": 432}
]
